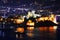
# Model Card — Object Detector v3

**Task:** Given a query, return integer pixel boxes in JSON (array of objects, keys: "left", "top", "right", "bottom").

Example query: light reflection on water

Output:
[
  {"left": 26, "top": 26, "right": 57, "bottom": 40},
  {"left": 2, "top": 26, "right": 57, "bottom": 40}
]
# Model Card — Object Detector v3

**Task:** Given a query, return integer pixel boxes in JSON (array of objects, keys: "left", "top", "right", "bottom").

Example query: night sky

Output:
[
  {"left": 0, "top": 0, "right": 56, "bottom": 5},
  {"left": 0, "top": 0, "right": 59, "bottom": 13}
]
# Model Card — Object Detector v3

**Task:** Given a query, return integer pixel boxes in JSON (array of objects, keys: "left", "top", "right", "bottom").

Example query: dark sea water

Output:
[{"left": 1, "top": 26, "right": 60, "bottom": 40}]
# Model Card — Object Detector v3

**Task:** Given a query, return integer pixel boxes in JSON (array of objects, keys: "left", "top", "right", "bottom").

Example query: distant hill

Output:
[{"left": 36, "top": 20, "right": 57, "bottom": 27}]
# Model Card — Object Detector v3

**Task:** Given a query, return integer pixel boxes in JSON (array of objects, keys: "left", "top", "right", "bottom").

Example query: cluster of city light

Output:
[
  {"left": 26, "top": 11, "right": 57, "bottom": 25},
  {"left": 26, "top": 20, "right": 34, "bottom": 37},
  {"left": 26, "top": 20, "right": 34, "bottom": 26},
  {"left": 0, "top": 11, "right": 58, "bottom": 38},
  {"left": 14, "top": 13, "right": 57, "bottom": 38},
  {"left": 13, "top": 16, "right": 24, "bottom": 24},
  {"left": 14, "top": 19, "right": 24, "bottom": 24},
  {"left": 37, "top": 14, "right": 55, "bottom": 22},
  {"left": 26, "top": 11, "right": 41, "bottom": 19},
  {"left": 26, "top": 20, "right": 34, "bottom": 31}
]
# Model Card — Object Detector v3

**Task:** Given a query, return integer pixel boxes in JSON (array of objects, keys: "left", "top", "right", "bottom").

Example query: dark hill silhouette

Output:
[{"left": 36, "top": 20, "right": 58, "bottom": 27}]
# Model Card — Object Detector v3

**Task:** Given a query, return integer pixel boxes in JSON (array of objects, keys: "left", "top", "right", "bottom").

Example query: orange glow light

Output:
[
  {"left": 15, "top": 19, "right": 24, "bottom": 24},
  {"left": 49, "top": 17, "right": 54, "bottom": 21},
  {"left": 39, "top": 27, "right": 48, "bottom": 31},
  {"left": 28, "top": 20, "right": 32, "bottom": 23},
  {"left": 39, "top": 27, "right": 44, "bottom": 31},
  {"left": 16, "top": 27, "right": 24, "bottom": 33},
  {"left": 40, "top": 17, "right": 44, "bottom": 21},
  {"left": 0, "top": 18, "right": 3, "bottom": 21},
  {"left": 37, "top": 17, "right": 45, "bottom": 22},
  {"left": 50, "top": 14, "right": 55, "bottom": 18},
  {"left": 49, "top": 26, "right": 54, "bottom": 32},
  {"left": 44, "top": 17, "right": 49, "bottom": 20},
  {"left": 27, "top": 27, "right": 34, "bottom": 31},
  {"left": 53, "top": 26, "right": 57, "bottom": 30},
  {"left": 27, "top": 33, "right": 33, "bottom": 37},
  {"left": 26, "top": 22, "right": 34, "bottom": 26}
]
